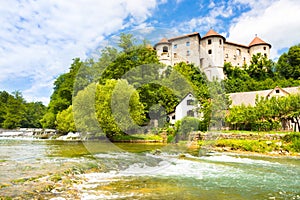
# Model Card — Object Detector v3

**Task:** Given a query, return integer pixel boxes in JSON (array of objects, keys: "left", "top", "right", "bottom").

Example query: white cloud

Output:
[
  {"left": 0, "top": 0, "right": 163, "bottom": 105},
  {"left": 228, "top": 0, "right": 300, "bottom": 59}
]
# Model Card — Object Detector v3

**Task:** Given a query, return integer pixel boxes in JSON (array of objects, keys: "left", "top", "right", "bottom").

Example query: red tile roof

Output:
[
  {"left": 249, "top": 36, "right": 271, "bottom": 48},
  {"left": 202, "top": 29, "right": 224, "bottom": 39},
  {"left": 157, "top": 37, "right": 170, "bottom": 44}
]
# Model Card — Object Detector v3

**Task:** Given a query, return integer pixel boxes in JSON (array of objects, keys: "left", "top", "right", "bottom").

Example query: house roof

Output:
[
  {"left": 249, "top": 36, "right": 271, "bottom": 48},
  {"left": 225, "top": 41, "right": 249, "bottom": 48},
  {"left": 168, "top": 32, "right": 200, "bottom": 41},
  {"left": 229, "top": 86, "right": 300, "bottom": 106},
  {"left": 157, "top": 37, "right": 170, "bottom": 44},
  {"left": 202, "top": 29, "right": 225, "bottom": 40}
]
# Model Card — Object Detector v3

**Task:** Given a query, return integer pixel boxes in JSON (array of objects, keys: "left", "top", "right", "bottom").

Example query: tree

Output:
[
  {"left": 56, "top": 105, "right": 76, "bottom": 133},
  {"left": 2, "top": 91, "right": 26, "bottom": 129},
  {"left": 276, "top": 44, "right": 300, "bottom": 79},
  {"left": 245, "top": 53, "right": 275, "bottom": 80},
  {"left": 41, "top": 58, "right": 85, "bottom": 128},
  {"left": 23, "top": 102, "right": 46, "bottom": 128},
  {"left": 93, "top": 79, "right": 145, "bottom": 139}
]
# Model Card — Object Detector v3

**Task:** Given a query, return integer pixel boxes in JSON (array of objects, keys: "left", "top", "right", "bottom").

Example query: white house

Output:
[{"left": 169, "top": 92, "right": 200, "bottom": 124}]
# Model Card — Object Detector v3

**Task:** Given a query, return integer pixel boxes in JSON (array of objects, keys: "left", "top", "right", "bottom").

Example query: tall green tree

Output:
[
  {"left": 276, "top": 44, "right": 300, "bottom": 79},
  {"left": 2, "top": 91, "right": 26, "bottom": 129}
]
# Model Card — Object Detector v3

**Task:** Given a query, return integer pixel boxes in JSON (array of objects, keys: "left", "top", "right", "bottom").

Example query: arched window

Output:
[
  {"left": 163, "top": 46, "right": 168, "bottom": 52},
  {"left": 208, "top": 49, "right": 212, "bottom": 54},
  {"left": 208, "top": 39, "right": 212, "bottom": 45}
]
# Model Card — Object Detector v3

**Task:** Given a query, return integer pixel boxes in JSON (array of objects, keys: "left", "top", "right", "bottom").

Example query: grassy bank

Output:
[
  {"left": 111, "top": 133, "right": 163, "bottom": 142},
  {"left": 198, "top": 132, "right": 300, "bottom": 155}
]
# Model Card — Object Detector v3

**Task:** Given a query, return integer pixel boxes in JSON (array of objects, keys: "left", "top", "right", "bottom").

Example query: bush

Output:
[
  {"left": 175, "top": 117, "right": 202, "bottom": 141},
  {"left": 283, "top": 133, "right": 300, "bottom": 152}
]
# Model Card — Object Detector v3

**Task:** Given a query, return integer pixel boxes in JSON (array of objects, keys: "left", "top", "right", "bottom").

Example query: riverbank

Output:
[{"left": 1, "top": 139, "right": 299, "bottom": 200}]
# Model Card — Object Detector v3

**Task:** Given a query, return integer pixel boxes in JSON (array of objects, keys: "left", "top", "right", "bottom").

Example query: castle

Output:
[{"left": 154, "top": 29, "right": 271, "bottom": 80}]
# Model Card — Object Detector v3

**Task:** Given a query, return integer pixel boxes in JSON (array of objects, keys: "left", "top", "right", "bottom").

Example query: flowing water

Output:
[{"left": 0, "top": 138, "right": 299, "bottom": 199}]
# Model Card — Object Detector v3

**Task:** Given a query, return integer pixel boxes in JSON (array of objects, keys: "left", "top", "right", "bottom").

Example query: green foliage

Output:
[
  {"left": 226, "top": 93, "right": 300, "bottom": 131},
  {"left": 245, "top": 53, "right": 275, "bottom": 80},
  {"left": 56, "top": 105, "right": 76, "bottom": 133},
  {"left": 223, "top": 55, "right": 300, "bottom": 93},
  {"left": 277, "top": 44, "right": 300, "bottom": 79},
  {"left": 175, "top": 117, "right": 203, "bottom": 140},
  {"left": 215, "top": 139, "right": 277, "bottom": 153},
  {"left": 41, "top": 58, "right": 85, "bottom": 128},
  {"left": 95, "top": 79, "right": 145, "bottom": 139},
  {"left": 0, "top": 91, "right": 46, "bottom": 129}
]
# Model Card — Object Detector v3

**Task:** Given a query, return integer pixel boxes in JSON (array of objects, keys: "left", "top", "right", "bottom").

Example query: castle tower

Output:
[
  {"left": 200, "top": 29, "right": 225, "bottom": 80},
  {"left": 249, "top": 36, "right": 271, "bottom": 58},
  {"left": 154, "top": 38, "right": 171, "bottom": 66}
]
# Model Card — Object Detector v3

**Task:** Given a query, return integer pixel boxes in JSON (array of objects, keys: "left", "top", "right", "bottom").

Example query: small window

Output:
[
  {"left": 187, "top": 110, "right": 194, "bottom": 117},
  {"left": 208, "top": 49, "right": 212, "bottom": 54},
  {"left": 186, "top": 41, "right": 190, "bottom": 46},
  {"left": 236, "top": 49, "right": 241, "bottom": 56},
  {"left": 174, "top": 44, "right": 177, "bottom": 49},
  {"left": 243, "top": 57, "right": 246, "bottom": 61},
  {"left": 219, "top": 39, "right": 222, "bottom": 45},
  {"left": 264, "top": 53, "right": 267, "bottom": 57},
  {"left": 234, "top": 55, "right": 237, "bottom": 60},
  {"left": 225, "top": 54, "right": 228, "bottom": 58},
  {"left": 263, "top": 47, "right": 266, "bottom": 50},
  {"left": 208, "top": 39, "right": 212, "bottom": 45},
  {"left": 174, "top": 53, "right": 177, "bottom": 58},
  {"left": 276, "top": 89, "right": 280, "bottom": 93},
  {"left": 187, "top": 99, "right": 194, "bottom": 105},
  {"left": 172, "top": 115, "right": 175, "bottom": 120},
  {"left": 163, "top": 46, "right": 168, "bottom": 52},
  {"left": 187, "top": 50, "right": 190, "bottom": 56}
]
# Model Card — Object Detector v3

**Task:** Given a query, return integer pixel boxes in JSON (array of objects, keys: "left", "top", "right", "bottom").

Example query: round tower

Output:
[
  {"left": 154, "top": 38, "right": 171, "bottom": 66},
  {"left": 249, "top": 36, "right": 271, "bottom": 58},
  {"left": 200, "top": 29, "right": 225, "bottom": 80}
]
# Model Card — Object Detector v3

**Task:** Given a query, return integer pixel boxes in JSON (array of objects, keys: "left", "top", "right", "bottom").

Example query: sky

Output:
[{"left": 0, "top": 0, "right": 300, "bottom": 105}]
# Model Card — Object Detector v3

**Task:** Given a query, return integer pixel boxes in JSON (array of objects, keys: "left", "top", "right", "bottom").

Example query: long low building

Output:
[{"left": 229, "top": 86, "right": 300, "bottom": 106}]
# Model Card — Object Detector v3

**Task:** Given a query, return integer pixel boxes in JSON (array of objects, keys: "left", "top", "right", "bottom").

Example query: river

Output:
[{"left": 0, "top": 138, "right": 299, "bottom": 199}]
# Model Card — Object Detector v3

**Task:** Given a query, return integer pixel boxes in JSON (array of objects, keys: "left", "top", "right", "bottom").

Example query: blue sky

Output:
[{"left": 0, "top": 0, "right": 299, "bottom": 105}]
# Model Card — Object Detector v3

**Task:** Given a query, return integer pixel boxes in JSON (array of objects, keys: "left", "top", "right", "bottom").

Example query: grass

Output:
[
  {"left": 219, "top": 130, "right": 292, "bottom": 135},
  {"left": 111, "top": 133, "right": 163, "bottom": 142}
]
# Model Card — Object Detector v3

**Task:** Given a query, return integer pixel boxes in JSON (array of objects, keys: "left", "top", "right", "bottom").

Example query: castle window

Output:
[
  {"left": 264, "top": 53, "right": 267, "bottom": 57},
  {"left": 225, "top": 54, "right": 228, "bottom": 58},
  {"left": 174, "top": 44, "right": 177, "bottom": 49},
  {"left": 276, "top": 89, "right": 280, "bottom": 94},
  {"left": 187, "top": 110, "right": 194, "bottom": 117},
  {"left": 186, "top": 41, "right": 190, "bottom": 46},
  {"left": 163, "top": 46, "right": 168, "bottom": 52},
  {"left": 234, "top": 55, "right": 237, "bottom": 60},
  {"left": 174, "top": 53, "right": 177, "bottom": 58},
  {"left": 208, "top": 49, "right": 212, "bottom": 54},
  {"left": 187, "top": 99, "right": 194, "bottom": 105},
  {"left": 219, "top": 39, "right": 222, "bottom": 45},
  {"left": 187, "top": 50, "right": 190, "bottom": 56},
  {"left": 208, "top": 39, "right": 212, "bottom": 45},
  {"left": 263, "top": 47, "right": 266, "bottom": 50},
  {"left": 236, "top": 49, "right": 241, "bottom": 56}
]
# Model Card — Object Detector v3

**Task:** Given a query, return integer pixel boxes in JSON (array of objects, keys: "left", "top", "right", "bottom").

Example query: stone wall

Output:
[{"left": 190, "top": 131, "right": 286, "bottom": 141}]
